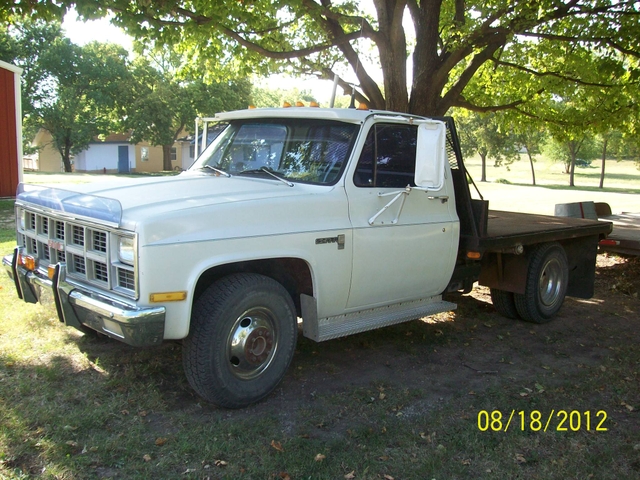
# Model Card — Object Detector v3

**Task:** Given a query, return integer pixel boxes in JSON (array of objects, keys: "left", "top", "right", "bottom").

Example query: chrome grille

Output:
[
  {"left": 16, "top": 207, "right": 137, "bottom": 299},
  {"left": 72, "top": 225, "right": 85, "bottom": 246},
  {"left": 55, "top": 221, "right": 65, "bottom": 240},
  {"left": 93, "top": 231, "right": 107, "bottom": 252},
  {"left": 72, "top": 255, "right": 86, "bottom": 275},
  {"left": 94, "top": 261, "right": 109, "bottom": 282},
  {"left": 118, "top": 268, "right": 135, "bottom": 290},
  {"left": 28, "top": 237, "right": 37, "bottom": 255}
]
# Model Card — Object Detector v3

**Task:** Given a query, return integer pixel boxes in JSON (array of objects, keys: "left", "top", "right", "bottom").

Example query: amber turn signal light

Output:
[{"left": 18, "top": 253, "right": 37, "bottom": 271}]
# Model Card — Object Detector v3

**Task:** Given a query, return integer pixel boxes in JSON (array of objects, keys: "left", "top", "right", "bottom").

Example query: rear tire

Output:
[
  {"left": 183, "top": 273, "right": 297, "bottom": 408},
  {"left": 490, "top": 288, "right": 520, "bottom": 319},
  {"left": 514, "top": 242, "right": 568, "bottom": 323}
]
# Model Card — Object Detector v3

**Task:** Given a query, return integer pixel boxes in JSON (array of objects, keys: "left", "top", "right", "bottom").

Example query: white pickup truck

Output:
[{"left": 4, "top": 107, "right": 611, "bottom": 408}]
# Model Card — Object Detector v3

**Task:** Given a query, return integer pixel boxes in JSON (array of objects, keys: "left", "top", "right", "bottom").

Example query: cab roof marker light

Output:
[{"left": 295, "top": 101, "right": 305, "bottom": 107}]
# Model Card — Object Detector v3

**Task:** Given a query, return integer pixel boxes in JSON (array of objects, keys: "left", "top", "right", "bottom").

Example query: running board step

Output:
[{"left": 301, "top": 294, "right": 457, "bottom": 342}]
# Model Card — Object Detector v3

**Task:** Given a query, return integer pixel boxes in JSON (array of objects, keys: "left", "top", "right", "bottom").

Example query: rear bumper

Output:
[{"left": 3, "top": 247, "right": 165, "bottom": 346}]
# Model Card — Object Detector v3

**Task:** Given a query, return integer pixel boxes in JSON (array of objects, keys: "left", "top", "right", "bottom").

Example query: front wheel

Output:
[
  {"left": 514, "top": 242, "right": 568, "bottom": 323},
  {"left": 183, "top": 273, "right": 297, "bottom": 408}
]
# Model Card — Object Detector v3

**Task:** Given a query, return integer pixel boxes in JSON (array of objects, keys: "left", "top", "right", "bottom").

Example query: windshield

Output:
[{"left": 189, "top": 118, "right": 359, "bottom": 185}]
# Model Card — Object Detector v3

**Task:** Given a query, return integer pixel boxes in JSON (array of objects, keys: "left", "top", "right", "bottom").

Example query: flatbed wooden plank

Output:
[{"left": 478, "top": 210, "right": 612, "bottom": 251}]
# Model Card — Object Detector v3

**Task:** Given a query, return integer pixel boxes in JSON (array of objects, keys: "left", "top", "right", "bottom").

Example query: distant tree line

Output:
[
  {"left": 456, "top": 111, "right": 640, "bottom": 189},
  {"left": 0, "top": 20, "right": 252, "bottom": 172}
]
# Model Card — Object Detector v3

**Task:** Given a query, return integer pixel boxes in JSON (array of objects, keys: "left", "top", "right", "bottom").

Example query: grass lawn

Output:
[{"left": 465, "top": 153, "right": 640, "bottom": 191}]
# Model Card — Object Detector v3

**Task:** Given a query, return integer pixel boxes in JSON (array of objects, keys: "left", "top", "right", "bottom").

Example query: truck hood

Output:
[{"left": 16, "top": 173, "right": 313, "bottom": 229}]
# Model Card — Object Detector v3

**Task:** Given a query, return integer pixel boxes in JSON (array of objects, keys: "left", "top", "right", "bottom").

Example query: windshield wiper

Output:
[
  {"left": 201, "top": 165, "right": 231, "bottom": 177},
  {"left": 238, "top": 167, "right": 294, "bottom": 187}
]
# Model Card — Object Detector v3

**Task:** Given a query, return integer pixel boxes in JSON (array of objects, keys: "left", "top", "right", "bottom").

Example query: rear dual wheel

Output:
[
  {"left": 490, "top": 288, "right": 519, "bottom": 319},
  {"left": 183, "top": 273, "right": 297, "bottom": 408},
  {"left": 514, "top": 242, "right": 568, "bottom": 324}
]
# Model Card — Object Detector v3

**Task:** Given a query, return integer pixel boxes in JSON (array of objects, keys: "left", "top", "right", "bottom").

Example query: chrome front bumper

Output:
[{"left": 3, "top": 247, "right": 165, "bottom": 346}]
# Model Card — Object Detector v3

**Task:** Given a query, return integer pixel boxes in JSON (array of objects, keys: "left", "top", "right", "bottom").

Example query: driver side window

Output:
[{"left": 353, "top": 123, "right": 417, "bottom": 188}]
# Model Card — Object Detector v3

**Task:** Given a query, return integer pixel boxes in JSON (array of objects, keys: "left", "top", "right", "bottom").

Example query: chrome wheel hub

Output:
[
  {"left": 227, "top": 308, "right": 278, "bottom": 380},
  {"left": 539, "top": 258, "right": 563, "bottom": 307}
]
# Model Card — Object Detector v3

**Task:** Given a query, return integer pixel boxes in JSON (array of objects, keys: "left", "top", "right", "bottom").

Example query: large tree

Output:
[{"left": 4, "top": 0, "right": 637, "bottom": 117}]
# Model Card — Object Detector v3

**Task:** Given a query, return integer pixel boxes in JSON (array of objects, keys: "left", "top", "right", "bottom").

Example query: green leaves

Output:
[
  {"left": 3, "top": 19, "right": 133, "bottom": 172},
  {"left": 123, "top": 44, "right": 251, "bottom": 170}
]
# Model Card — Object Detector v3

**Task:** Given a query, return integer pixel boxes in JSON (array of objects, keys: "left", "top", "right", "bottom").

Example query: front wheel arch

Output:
[{"left": 191, "top": 258, "right": 314, "bottom": 318}]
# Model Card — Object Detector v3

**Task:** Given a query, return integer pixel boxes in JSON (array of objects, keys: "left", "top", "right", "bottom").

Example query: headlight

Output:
[
  {"left": 18, "top": 209, "right": 25, "bottom": 230},
  {"left": 118, "top": 236, "right": 135, "bottom": 265}
]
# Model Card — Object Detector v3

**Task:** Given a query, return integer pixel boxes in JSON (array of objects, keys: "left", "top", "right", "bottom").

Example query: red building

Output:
[{"left": 0, "top": 60, "right": 23, "bottom": 198}]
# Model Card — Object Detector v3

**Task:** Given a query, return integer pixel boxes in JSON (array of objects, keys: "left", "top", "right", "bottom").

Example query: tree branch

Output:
[
  {"left": 300, "top": 0, "right": 377, "bottom": 36},
  {"left": 306, "top": 0, "right": 385, "bottom": 108},
  {"left": 491, "top": 58, "right": 633, "bottom": 88},
  {"left": 439, "top": 35, "right": 506, "bottom": 113},
  {"left": 451, "top": 88, "right": 545, "bottom": 113},
  {"left": 217, "top": 25, "right": 367, "bottom": 60},
  {"left": 310, "top": 64, "right": 370, "bottom": 105},
  {"left": 520, "top": 32, "right": 640, "bottom": 59}
]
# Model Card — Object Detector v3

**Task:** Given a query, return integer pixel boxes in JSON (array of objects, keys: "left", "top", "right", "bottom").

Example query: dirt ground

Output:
[
  {"left": 112, "top": 251, "right": 638, "bottom": 459},
  {"left": 195, "top": 253, "right": 640, "bottom": 415}
]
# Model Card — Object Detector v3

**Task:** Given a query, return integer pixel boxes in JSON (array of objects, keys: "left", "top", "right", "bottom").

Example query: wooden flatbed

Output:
[{"left": 480, "top": 210, "right": 613, "bottom": 251}]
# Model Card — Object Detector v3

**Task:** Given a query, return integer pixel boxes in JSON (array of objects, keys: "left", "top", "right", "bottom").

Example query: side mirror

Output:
[{"left": 415, "top": 121, "right": 446, "bottom": 190}]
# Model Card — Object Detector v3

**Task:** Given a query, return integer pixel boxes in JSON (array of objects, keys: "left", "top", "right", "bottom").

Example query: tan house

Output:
[{"left": 31, "top": 129, "right": 195, "bottom": 173}]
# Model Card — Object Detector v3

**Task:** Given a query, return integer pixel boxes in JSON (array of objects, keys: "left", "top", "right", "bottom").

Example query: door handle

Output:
[{"left": 427, "top": 195, "right": 449, "bottom": 203}]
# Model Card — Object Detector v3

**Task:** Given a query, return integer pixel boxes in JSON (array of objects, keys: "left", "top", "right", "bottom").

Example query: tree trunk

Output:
[
  {"left": 480, "top": 152, "right": 487, "bottom": 182},
  {"left": 526, "top": 148, "right": 536, "bottom": 186},
  {"left": 599, "top": 137, "right": 608, "bottom": 189},
  {"left": 569, "top": 147, "right": 576, "bottom": 187},
  {"left": 373, "top": 0, "right": 409, "bottom": 112},
  {"left": 61, "top": 136, "right": 73, "bottom": 173},
  {"left": 162, "top": 144, "right": 173, "bottom": 171}
]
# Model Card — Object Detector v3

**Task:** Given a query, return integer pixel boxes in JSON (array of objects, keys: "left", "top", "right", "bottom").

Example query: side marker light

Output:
[{"left": 150, "top": 291, "right": 188, "bottom": 303}]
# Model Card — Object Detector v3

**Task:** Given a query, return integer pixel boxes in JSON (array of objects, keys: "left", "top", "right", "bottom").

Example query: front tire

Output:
[
  {"left": 183, "top": 273, "right": 297, "bottom": 408},
  {"left": 514, "top": 242, "right": 568, "bottom": 323}
]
